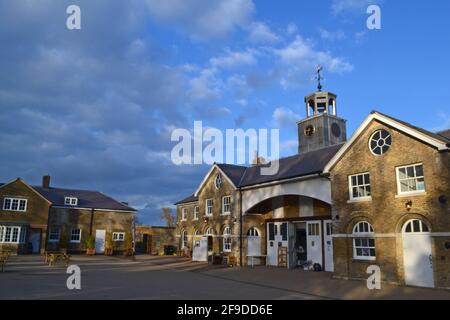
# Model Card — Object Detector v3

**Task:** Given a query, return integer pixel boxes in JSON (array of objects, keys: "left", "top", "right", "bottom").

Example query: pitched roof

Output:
[
  {"left": 174, "top": 194, "right": 198, "bottom": 205},
  {"left": 216, "top": 163, "right": 247, "bottom": 186},
  {"left": 176, "top": 143, "right": 343, "bottom": 204},
  {"left": 372, "top": 111, "right": 450, "bottom": 144},
  {"left": 238, "top": 144, "right": 343, "bottom": 187},
  {"left": 33, "top": 186, "right": 136, "bottom": 212},
  {"left": 437, "top": 129, "right": 450, "bottom": 141},
  {"left": 324, "top": 111, "right": 450, "bottom": 172}
]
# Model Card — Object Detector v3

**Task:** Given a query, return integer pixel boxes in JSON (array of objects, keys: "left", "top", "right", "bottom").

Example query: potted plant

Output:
[
  {"left": 104, "top": 233, "right": 113, "bottom": 256},
  {"left": 86, "top": 235, "right": 95, "bottom": 255}
]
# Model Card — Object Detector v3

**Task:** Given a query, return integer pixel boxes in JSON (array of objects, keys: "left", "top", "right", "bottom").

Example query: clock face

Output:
[
  {"left": 331, "top": 123, "right": 341, "bottom": 138},
  {"left": 304, "top": 125, "right": 315, "bottom": 137}
]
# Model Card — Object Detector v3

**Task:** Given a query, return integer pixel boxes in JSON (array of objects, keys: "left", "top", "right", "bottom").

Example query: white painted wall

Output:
[{"left": 242, "top": 178, "right": 331, "bottom": 214}]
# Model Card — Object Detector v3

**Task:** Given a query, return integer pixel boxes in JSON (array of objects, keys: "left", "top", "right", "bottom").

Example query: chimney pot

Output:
[{"left": 42, "top": 175, "right": 50, "bottom": 188}]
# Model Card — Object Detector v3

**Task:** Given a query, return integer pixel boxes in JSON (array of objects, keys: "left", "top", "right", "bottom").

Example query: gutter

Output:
[
  {"left": 239, "top": 187, "right": 243, "bottom": 267},
  {"left": 239, "top": 173, "right": 324, "bottom": 190}
]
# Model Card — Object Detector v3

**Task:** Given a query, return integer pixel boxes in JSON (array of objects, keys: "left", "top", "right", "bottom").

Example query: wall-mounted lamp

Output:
[
  {"left": 204, "top": 218, "right": 208, "bottom": 223},
  {"left": 405, "top": 200, "right": 413, "bottom": 211},
  {"left": 334, "top": 215, "right": 340, "bottom": 221},
  {"left": 438, "top": 195, "right": 447, "bottom": 204}
]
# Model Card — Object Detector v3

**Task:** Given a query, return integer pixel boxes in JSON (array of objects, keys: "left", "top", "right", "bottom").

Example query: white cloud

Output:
[
  {"left": 210, "top": 49, "right": 257, "bottom": 69},
  {"left": 247, "top": 22, "right": 280, "bottom": 44},
  {"left": 272, "top": 107, "right": 301, "bottom": 128},
  {"left": 144, "top": 0, "right": 255, "bottom": 39},
  {"left": 187, "top": 68, "right": 223, "bottom": 101},
  {"left": 287, "top": 23, "right": 298, "bottom": 36},
  {"left": 331, "top": 0, "right": 374, "bottom": 15},
  {"left": 319, "top": 28, "right": 346, "bottom": 41},
  {"left": 274, "top": 36, "right": 354, "bottom": 89}
]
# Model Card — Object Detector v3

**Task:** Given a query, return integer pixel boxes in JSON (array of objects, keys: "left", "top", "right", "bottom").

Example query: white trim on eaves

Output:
[
  {"left": 194, "top": 164, "right": 237, "bottom": 197},
  {"left": 333, "top": 232, "right": 450, "bottom": 238},
  {"left": 324, "top": 112, "right": 450, "bottom": 173}
]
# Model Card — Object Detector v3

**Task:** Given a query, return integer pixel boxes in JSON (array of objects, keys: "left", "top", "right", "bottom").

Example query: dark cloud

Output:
[{"left": 0, "top": 0, "right": 206, "bottom": 225}]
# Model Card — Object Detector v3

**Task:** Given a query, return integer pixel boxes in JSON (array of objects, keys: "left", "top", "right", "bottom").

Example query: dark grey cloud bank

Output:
[{"left": 0, "top": 0, "right": 210, "bottom": 224}]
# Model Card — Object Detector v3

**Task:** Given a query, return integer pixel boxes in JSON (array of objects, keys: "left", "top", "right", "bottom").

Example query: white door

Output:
[
  {"left": 95, "top": 229, "right": 106, "bottom": 254},
  {"left": 193, "top": 236, "right": 208, "bottom": 262},
  {"left": 324, "top": 220, "right": 334, "bottom": 272},
  {"left": 29, "top": 231, "right": 40, "bottom": 254},
  {"left": 247, "top": 227, "right": 261, "bottom": 265},
  {"left": 306, "top": 221, "right": 322, "bottom": 267},
  {"left": 267, "top": 222, "right": 288, "bottom": 267},
  {"left": 403, "top": 220, "right": 434, "bottom": 288}
]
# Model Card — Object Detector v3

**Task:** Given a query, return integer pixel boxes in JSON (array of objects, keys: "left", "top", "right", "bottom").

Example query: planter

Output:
[{"left": 86, "top": 248, "right": 95, "bottom": 255}]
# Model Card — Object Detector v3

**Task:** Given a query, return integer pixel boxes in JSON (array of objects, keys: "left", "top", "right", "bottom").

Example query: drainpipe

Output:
[
  {"left": 239, "top": 188, "right": 243, "bottom": 267},
  {"left": 89, "top": 208, "right": 95, "bottom": 236}
]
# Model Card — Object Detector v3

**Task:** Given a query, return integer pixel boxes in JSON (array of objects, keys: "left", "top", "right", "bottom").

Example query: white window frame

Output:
[
  {"left": 64, "top": 197, "right": 78, "bottom": 206},
  {"left": 70, "top": 229, "right": 82, "bottom": 243},
  {"left": 221, "top": 196, "right": 231, "bottom": 215},
  {"left": 214, "top": 174, "right": 222, "bottom": 190},
  {"left": 3, "top": 198, "right": 28, "bottom": 212},
  {"left": 348, "top": 173, "right": 372, "bottom": 201},
  {"left": 205, "top": 199, "right": 213, "bottom": 216},
  {"left": 48, "top": 227, "right": 60, "bottom": 243},
  {"left": 223, "top": 227, "right": 232, "bottom": 252},
  {"left": 193, "top": 206, "right": 199, "bottom": 220},
  {"left": 352, "top": 221, "right": 376, "bottom": 261},
  {"left": 113, "top": 232, "right": 125, "bottom": 241},
  {"left": 396, "top": 163, "right": 426, "bottom": 196},
  {"left": 0, "top": 226, "right": 24, "bottom": 244},
  {"left": 181, "top": 230, "right": 188, "bottom": 248},
  {"left": 181, "top": 208, "right": 188, "bottom": 221}
]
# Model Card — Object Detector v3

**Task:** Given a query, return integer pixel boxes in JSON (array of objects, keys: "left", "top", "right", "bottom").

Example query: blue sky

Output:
[{"left": 1, "top": 0, "right": 449, "bottom": 225}]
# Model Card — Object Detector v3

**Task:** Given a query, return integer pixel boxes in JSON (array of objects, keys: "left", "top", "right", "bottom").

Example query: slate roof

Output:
[
  {"left": 437, "top": 129, "right": 450, "bottom": 141},
  {"left": 32, "top": 186, "right": 136, "bottom": 211},
  {"left": 174, "top": 194, "right": 198, "bottom": 205},
  {"left": 175, "top": 144, "right": 343, "bottom": 204},
  {"left": 239, "top": 144, "right": 344, "bottom": 187}
]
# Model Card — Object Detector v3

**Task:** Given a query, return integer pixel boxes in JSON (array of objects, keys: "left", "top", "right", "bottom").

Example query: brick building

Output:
[
  {"left": 324, "top": 112, "right": 450, "bottom": 289},
  {"left": 135, "top": 225, "right": 176, "bottom": 255},
  {"left": 0, "top": 176, "right": 136, "bottom": 255},
  {"left": 175, "top": 83, "right": 450, "bottom": 289}
]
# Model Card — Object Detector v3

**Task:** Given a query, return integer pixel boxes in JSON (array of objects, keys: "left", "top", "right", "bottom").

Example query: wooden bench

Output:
[{"left": 45, "top": 251, "right": 71, "bottom": 267}]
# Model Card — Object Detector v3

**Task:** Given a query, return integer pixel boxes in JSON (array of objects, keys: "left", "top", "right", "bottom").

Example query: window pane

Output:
[
  {"left": 413, "top": 220, "right": 420, "bottom": 233},
  {"left": 357, "top": 175, "right": 363, "bottom": 185},
  {"left": 385, "top": 136, "right": 392, "bottom": 146},
  {"left": 11, "top": 199, "right": 19, "bottom": 210},
  {"left": 356, "top": 248, "right": 363, "bottom": 256},
  {"left": 370, "top": 249, "right": 376, "bottom": 257},
  {"left": 368, "top": 239, "right": 375, "bottom": 247},
  {"left": 417, "top": 178, "right": 425, "bottom": 191},
  {"left": 405, "top": 223, "right": 412, "bottom": 233},
  {"left": 355, "top": 239, "right": 361, "bottom": 246},
  {"left": 351, "top": 176, "right": 357, "bottom": 186},
  {"left": 415, "top": 165, "right": 423, "bottom": 177},
  {"left": 398, "top": 168, "right": 406, "bottom": 179},
  {"left": 406, "top": 166, "right": 415, "bottom": 178},
  {"left": 422, "top": 223, "right": 429, "bottom": 232},
  {"left": 364, "top": 174, "right": 370, "bottom": 184}
]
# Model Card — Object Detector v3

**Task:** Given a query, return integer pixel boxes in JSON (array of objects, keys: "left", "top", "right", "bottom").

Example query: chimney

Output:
[{"left": 42, "top": 175, "right": 51, "bottom": 188}]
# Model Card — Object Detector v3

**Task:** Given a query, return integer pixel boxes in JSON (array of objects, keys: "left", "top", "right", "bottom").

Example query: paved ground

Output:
[{"left": 0, "top": 255, "right": 449, "bottom": 300}]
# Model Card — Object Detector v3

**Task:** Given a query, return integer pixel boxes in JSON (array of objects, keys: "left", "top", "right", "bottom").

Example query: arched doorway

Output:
[
  {"left": 402, "top": 219, "right": 434, "bottom": 288},
  {"left": 247, "top": 227, "right": 261, "bottom": 266},
  {"left": 205, "top": 227, "right": 214, "bottom": 253}
]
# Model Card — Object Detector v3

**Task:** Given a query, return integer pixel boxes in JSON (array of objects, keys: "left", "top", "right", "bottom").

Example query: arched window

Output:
[
  {"left": 206, "top": 227, "right": 214, "bottom": 236},
  {"left": 404, "top": 219, "right": 430, "bottom": 233},
  {"left": 181, "top": 230, "right": 188, "bottom": 249},
  {"left": 247, "top": 227, "right": 259, "bottom": 237},
  {"left": 223, "top": 227, "right": 232, "bottom": 252},
  {"left": 194, "top": 229, "right": 201, "bottom": 236},
  {"left": 352, "top": 221, "right": 376, "bottom": 260}
]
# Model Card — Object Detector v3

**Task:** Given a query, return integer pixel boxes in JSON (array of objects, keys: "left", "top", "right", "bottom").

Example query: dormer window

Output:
[{"left": 65, "top": 197, "right": 78, "bottom": 206}]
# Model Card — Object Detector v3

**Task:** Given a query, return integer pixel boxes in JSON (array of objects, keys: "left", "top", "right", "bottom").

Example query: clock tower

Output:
[{"left": 297, "top": 66, "right": 347, "bottom": 154}]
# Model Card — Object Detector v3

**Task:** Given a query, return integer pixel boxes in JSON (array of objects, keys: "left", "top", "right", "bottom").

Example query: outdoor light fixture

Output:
[
  {"left": 438, "top": 195, "right": 447, "bottom": 204},
  {"left": 334, "top": 215, "right": 340, "bottom": 221},
  {"left": 405, "top": 200, "right": 413, "bottom": 211}
]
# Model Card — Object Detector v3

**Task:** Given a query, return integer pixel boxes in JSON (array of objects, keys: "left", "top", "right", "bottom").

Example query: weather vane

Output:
[{"left": 315, "top": 65, "right": 323, "bottom": 91}]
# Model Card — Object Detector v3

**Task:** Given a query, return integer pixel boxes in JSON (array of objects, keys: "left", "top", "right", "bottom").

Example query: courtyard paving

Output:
[{"left": 0, "top": 255, "right": 449, "bottom": 300}]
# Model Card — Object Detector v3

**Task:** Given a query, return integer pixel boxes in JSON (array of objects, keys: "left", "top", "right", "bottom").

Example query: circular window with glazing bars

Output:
[{"left": 369, "top": 129, "right": 392, "bottom": 156}]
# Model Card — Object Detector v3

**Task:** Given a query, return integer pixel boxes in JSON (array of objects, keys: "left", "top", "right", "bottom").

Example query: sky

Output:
[{"left": 1, "top": 0, "right": 449, "bottom": 225}]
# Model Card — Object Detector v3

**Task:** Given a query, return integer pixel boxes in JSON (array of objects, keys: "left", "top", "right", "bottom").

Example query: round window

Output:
[
  {"left": 214, "top": 174, "right": 222, "bottom": 190},
  {"left": 304, "top": 125, "right": 315, "bottom": 137},
  {"left": 331, "top": 123, "right": 341, "bottom": 138},
  {"left": 369, "top": 129, "right": 392, "bottom": 156}
]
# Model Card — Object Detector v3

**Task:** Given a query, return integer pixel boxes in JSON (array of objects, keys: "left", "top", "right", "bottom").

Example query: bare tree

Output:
[{"left": 160, "top": 207, "right": 176, "bottom": 228}]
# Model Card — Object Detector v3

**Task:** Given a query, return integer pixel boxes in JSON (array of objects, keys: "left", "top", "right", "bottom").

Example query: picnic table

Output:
[{"left": 45, "top": 251, "right": 71, "bottom": 267}]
